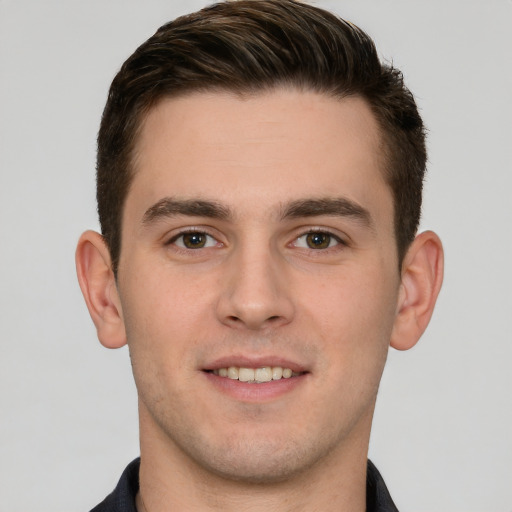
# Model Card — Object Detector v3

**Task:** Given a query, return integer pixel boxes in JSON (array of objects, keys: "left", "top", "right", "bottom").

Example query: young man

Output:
[{"left": 76, "top": 1, "right": 443, "bottom": 510}]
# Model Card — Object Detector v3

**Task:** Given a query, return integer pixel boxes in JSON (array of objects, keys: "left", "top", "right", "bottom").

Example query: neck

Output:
[{"left": 136, "top": 408, "right": 372, "bottom": 512}]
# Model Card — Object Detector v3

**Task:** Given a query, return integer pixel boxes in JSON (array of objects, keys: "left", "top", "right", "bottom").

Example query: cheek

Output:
[
  {"left": 119, "top": 279, "right": 203, "bottom": 409},
  {"left": 302, "top": 266, "right": 399, "bottom": 366},
  {"left": 119, "top": 263, "right": 218, "bottom": 360}
]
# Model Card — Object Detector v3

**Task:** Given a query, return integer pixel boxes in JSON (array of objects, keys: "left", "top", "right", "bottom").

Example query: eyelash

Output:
[
  {"left": 291, "top": 229, "right": 346, "bottom": 251},
  {"left": 165, "top": 228, "right": 220, "bottom": 250},
  {"left": 165, "top": 227, "right": 347, "bottom": 253}
]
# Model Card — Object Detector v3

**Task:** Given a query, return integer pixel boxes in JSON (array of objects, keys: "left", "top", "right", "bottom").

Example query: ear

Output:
[
  {"left": 75, "top": 230, "right": 127, "bottom": 349},
  {"left": 390, "top": 230, "right": 444, "bottom": 351}
]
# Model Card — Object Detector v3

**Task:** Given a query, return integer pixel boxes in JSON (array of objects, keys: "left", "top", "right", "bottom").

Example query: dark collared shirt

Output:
[{"left": 90, "top": 458, "right": 398, "bottom": 512}]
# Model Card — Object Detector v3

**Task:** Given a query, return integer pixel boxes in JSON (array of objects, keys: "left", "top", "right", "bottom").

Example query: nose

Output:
[{"left": 215, "top": 242, "right": 295, "bottom": 331}]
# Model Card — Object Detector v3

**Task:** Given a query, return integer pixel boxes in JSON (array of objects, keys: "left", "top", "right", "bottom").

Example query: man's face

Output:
[{"left": 116, "top": 89, "right": 401, "bottom": 482}]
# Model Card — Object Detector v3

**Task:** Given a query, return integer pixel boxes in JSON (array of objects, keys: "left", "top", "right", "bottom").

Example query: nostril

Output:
[{"left": 224, "top": 314, "right": 284, "bottom": 329}]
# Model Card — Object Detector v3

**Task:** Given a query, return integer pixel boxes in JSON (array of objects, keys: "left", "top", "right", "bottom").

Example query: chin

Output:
[{"left": 174, "top": 428, "right": 337, "bottom": 485}]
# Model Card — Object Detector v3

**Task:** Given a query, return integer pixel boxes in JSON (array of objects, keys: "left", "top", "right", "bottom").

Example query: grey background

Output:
[{"left": 1, "top": 1, "right": 511, "bottom": 510}]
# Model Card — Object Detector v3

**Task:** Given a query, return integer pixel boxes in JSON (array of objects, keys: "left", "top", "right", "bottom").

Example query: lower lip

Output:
[{"left": 203, "top": 371, "right": 308, "bottom": 402}]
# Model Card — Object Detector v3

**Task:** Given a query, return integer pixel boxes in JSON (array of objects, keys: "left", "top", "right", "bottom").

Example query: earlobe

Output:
[
  {"left": 75, "top": 230, "right": 127, "bottom": 349},
  {"left": 390, "top": 230, "right": 444, "bottom": 351}
]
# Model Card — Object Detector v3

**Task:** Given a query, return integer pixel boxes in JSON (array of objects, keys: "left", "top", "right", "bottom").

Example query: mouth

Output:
[
  {"left": 206, "top": 366, "right": 304, "bottom": 383},
  {"left": 202, "top": 356, "right": 309, "bottom": 401}
]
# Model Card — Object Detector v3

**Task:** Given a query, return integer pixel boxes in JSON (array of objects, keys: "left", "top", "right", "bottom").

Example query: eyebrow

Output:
[
  {"left": 142, "top": 198, "right": 231, "bottom": 224},
  {"left": 281, "top": 197, "right": 374, "bottom": 229},
  {"left": 142, "top": 196, "right": 373, "bottom": 229}
]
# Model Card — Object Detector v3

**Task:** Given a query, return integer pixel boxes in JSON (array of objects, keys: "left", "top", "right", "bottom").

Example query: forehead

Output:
[{"left": 129, "top": 89, "right": 391, "bottom": 222}]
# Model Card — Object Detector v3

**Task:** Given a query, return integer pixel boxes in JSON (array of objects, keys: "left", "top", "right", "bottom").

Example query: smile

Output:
[{"left": 211, "top": 366, "right": 302, "bottom": 383}]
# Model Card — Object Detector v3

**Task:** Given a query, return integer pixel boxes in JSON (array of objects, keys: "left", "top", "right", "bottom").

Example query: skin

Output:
[{"left": 76, "top": 89, "right": 443, "bottom": 512}]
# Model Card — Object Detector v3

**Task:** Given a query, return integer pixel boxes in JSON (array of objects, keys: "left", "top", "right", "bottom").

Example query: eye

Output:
[
  {"left": 293, "top": 231, "right": 340, "bottom": 250},
  {"left": 171, "top": 231, "right": 219, "bottom": 249}
]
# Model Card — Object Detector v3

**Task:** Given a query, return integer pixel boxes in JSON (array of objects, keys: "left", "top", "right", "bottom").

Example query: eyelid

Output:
[
  {"left": 165, "top": 226, "right": 223, "bottom": 248},
  {"left": 162, "top": 225, "right": 348, "bottom": 251},
  {"left": 290, "top": 227, "right": 348, "bottom": 247}
]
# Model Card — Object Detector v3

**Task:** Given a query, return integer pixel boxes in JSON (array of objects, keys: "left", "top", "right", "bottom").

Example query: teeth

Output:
[
  {"left": 227, "top": 367, "right": 239, "bottom": 379},
  {"left": 272, "top": 367, "right": 283, "bottom": 380},
  {"left": 238, "top": 367, "right": 254, "bottom": 382},
  {"left": 213, "top": 366, "right": 299, "bottom": 383},
  {"left": 254, "top": 367, "right": 272, "bottom": 383}
]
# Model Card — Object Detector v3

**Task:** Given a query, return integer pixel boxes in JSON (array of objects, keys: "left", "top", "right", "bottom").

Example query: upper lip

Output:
[{"left": 203, "top": 355, "right": 309, "bottom": 374}]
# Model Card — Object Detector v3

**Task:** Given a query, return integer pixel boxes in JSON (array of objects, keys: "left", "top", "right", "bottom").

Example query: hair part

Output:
[{"left": 97, "top": 0, "right": 426, "bottom": 274}]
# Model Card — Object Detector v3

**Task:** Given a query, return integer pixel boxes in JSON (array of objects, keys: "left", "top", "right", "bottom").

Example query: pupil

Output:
[
  {"left": 184, "top": 233, "right": 205, "bottom": 248},
  {"left": 307, "top": 232, "right": 329, "bottom": 249}
]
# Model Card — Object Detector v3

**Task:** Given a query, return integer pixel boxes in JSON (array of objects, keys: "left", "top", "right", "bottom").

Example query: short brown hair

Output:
[{"left": 97, "top": 0, "right": 426, "bottom": 273}]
